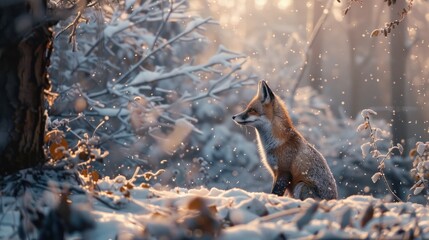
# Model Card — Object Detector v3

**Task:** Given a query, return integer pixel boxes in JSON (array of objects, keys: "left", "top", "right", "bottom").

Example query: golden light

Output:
[
  {"left": 277, "top": 0, "right": 292, "bottom": 10},
  {"left": 255, "top": 0, "right": 267, "bottom": 10}
]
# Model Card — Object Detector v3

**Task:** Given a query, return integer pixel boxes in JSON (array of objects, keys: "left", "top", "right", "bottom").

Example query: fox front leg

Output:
[{"left": 271, "top": 175, "right": 290, "bottom": 196}]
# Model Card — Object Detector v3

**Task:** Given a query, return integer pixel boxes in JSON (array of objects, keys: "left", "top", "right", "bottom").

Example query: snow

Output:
[
  {"left": 2, "top": 175, "right": 429, "bottom": 239},
  {"left": 361, "top": 109, "right": 378, "bottom": 119},
  {"left": 104, "top": 21, "right": 132, "bottom": 38}
]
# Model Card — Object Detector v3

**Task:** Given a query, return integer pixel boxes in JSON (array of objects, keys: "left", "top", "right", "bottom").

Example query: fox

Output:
[{"left": 232, "top": 80, "right": 337, "bottom": 200}]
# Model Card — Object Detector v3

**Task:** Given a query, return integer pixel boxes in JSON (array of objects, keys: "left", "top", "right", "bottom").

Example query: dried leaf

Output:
[
  {"left": 361, "top": 142, "right": 371, "bottom": 158},
  {"left": 413, "top": 186, "right": 425, "bottom": 195},
  {"left": 78, "top": 149, "right": 89, "bottom": 160},
  {"left": 397, "top": 143, "right": 404, "bottom": 155},
  {"left": 81, "top": 169, "right": 88, "bottom": 177},
  {"left": 91, "top": 171, "right": 99, "bottom": 182},
  {"left": 49, "top": 138, "right": 68, "bottom": 160},
  {"left": 416, "top": 142, "right": 426, "bottom": 156},
  {"left": 409, "top": 148, "right": 417, "bottom": 158},
  {"left": 125, "top": 182, "right": 134, "bottom": 189},
  {"left": 344, "top": 7, "right": 350, "bottom": 15},
  {"left": 361, "top": 204, "right": 374, "bottom": 227},
  {"left": 123, "top": 190, "right": 131, "bottom": 198},
  {"left": 188, "top": 197, "right": 205, "bottom": 211},
  {"left": 45, "top": 130, "right": 64, "bottom": 143},
  {"left": 370, "top": 29, "right": 380, "bottom": 37},
  {"left": 371, "top": 172, "right": 382, "bottom": 183},
  {"left": 140, "top": 183, "right": 150, "bottom": 188},
  {"left": 44, "top": 89, "right": 59, "bottom": 107},
  {"left": 356, "top": 123, "right": 368, "bottom": 132}
]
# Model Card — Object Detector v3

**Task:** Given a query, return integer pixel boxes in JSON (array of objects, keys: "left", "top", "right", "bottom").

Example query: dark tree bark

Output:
[
  {"left": 390, "top": 1, "right": 409, "bottom": 153},
  {"left": 0, "top": 0, "right": 52, "bottom": 175}
]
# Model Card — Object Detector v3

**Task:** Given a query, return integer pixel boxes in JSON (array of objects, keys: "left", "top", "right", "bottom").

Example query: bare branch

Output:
[{"left": 115, "top": 17, "right": 213, "bottom": 84}]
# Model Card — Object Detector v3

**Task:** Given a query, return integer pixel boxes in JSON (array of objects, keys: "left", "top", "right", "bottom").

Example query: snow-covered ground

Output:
[{"left": 1, "top": 174, "right": 428, "bottom": 239}]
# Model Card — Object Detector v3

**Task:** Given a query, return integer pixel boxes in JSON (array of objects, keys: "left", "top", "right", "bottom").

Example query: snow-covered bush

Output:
[
  {"left": 49, "top": 0, "right": 258, "bottom": 189},
  {"left": 410, "top": 141, "right": 429, "bottom": 200},
  {"left": 355, "top": 109, "right": 429, "bottom": 203},
  {"left": 356, "top": 109, "right": 405, "bottom": 201}
]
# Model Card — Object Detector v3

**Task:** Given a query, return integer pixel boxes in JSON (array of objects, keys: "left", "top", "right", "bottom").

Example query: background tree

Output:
[
  {"left": 308, "top": 0, "right": 324, "bottom": 93},
  {"left": 390, "top": 0, "right": 409, "bottom": 153},
  {"left": 0, "top": 0, "right": 52, "bottom": 174}
]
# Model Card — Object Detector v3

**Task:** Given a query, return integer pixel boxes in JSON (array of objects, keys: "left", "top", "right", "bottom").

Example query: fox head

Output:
[{"left": 232, "top": 80, "right": 288, "bottom": 129}]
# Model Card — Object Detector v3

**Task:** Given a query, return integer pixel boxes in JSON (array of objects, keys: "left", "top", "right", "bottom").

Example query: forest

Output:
[{"left": 1, "top": 0, "right": 429, "bottom": 239}]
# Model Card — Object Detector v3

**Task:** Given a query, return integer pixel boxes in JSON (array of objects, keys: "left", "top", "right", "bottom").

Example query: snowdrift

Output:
[{"left": 2, "top": 178, "right": 428, "bottom": 239}]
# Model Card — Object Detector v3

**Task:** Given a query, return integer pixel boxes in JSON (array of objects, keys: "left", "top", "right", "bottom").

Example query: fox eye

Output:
[{"left": 248, "top": 108, "right": 256, "bottom": 114}]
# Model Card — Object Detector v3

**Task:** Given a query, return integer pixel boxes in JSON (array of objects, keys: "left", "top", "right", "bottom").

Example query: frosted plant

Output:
[
  {"left": 410, "top": 141, "right": 429, "bottom": 199},
  {"left": 357, "top": 109, "right": 403, "bottom": 202}
]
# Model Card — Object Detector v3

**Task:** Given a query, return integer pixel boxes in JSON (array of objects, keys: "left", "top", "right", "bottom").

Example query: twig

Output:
[
  {"left": 256, "top": 207, "right": 303, "bottom": 223},
  {"left": 364, "top": 116, "right": 402, "bottom": 202},
  {"left": 115, "top": 17, "right": 213, "bottom": 85},
  {"left": 370, "top": 0, "right": 414, "bottom": 37},
  {"left": 151, "top": 0, "right": 174, "bottom": 51}
]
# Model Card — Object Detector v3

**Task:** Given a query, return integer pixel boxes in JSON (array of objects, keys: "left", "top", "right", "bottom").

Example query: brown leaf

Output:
[
  {"left": 125, "top": 182, "right": 134, "bottom": 189},
  {"left": 44, "top": 89, "right": 59, "bottom": 107},
  {"left": 188, "top": 197, "right": 205, "bottom": 211},
  {"left": 361, "top": 204, "right": 374, "bottom": 227},
  {"left": 91, "top": 171, "right": 100, "bottom": 182},
  {"left": 409, "top": 148, "right": 417, "bottom": 158},
  {"left": 49, "top": 138, "right": 68, "bottom": 160},
  {"left": 123, "top": 190, "right": 130, "bottom": 198},
  {"left": 344, "top": 7, "right": 350, "bottom": 15},
  {"left": 140, "top": 183, "right": 150, "bottom": 188},
  {"left": 44, "top": 130, "right": 64, "bottom": 143},
  {"left": 78, "top": 151, "right": 89, "bottom": 160},
  {"left": 81, "top": 169, "right": 88, "bottom": 177},
  {"left": 370, "top": 29, "right": 380, "bottom": 37}
]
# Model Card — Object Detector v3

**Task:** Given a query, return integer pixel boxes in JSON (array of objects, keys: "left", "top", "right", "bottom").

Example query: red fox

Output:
[{"left": 232, "top": 81, "right": 337, "bottom": 200}]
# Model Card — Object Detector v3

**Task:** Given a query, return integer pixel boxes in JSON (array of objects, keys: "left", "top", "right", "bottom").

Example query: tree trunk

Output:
[
  {"left": 0, "top": 0, "right": 52, "bottom": 175},
  {"left": 347, "top": 2, "right": 377, "bottom": 118},
  {"left": 390, "top": 1, "right": 409, "bottom": 153},
  {"left": 308, "top": 0, "right": 323, "bottom": 93}
]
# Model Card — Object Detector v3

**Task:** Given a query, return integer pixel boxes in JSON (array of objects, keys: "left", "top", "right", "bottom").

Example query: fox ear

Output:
[{"left": 258, "top": 80, "right": 275, "bottom": 104}]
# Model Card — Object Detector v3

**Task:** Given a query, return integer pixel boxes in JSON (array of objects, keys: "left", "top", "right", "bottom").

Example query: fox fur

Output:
[{"left": 232, "top": 80, "right": 338, "bottom": 200}]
